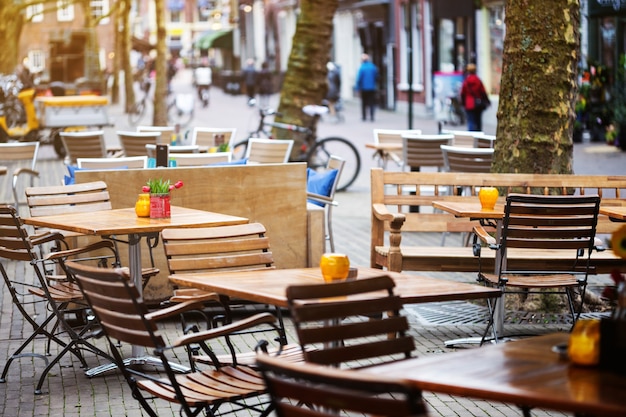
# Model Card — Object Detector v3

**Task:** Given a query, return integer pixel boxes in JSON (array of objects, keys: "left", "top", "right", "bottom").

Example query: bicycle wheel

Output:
[
  {"left": 231, "top": 138, "right": 249, "bottom": 160},
  {"left": 128, "top": 101, "right": 146, "bottom": 125},
  {"left": 168, "top": 95, "right": 194, "bottom": 127},
  {"left": 307, "top": 137, "right": 361, "bottom": 192}
]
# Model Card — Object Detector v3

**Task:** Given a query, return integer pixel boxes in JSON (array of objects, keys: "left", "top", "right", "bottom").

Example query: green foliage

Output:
[{"left": 611, "top": 54, "right": 626, "bottom": 127}]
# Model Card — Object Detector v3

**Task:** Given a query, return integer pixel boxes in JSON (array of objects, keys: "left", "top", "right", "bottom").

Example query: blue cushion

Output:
[
  {"left": 211, "top": 157, "right": 248, "bottom": 166},
  {"left": 306, "top": 168, "right": 338, "bottom": 206},
  {"left": 64, "top": 165, "right": 128, "bottom": 185}
]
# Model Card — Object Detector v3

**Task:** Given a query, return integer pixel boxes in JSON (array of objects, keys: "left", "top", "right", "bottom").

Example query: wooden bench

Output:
[{"left": 371, "top": 168, "right": 626, "bottom": 273}]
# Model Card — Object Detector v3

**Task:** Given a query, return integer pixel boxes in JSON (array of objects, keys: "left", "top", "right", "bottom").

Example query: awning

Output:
[
  {"left": 195, "top": 30, "right": 233, "bottom": 50},
  {"left": 132, "top": 36, "right": 155, "bottom": 53}
]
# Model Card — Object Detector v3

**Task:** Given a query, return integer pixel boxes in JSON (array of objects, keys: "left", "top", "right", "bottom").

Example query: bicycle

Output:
[
  {"left": 232, "top": 105, "right": 361, "bottom": 191},
  {"left": 128, "top": 76, "right": 152, "bottom": 126},
  {"left": 128, "top": 78, "right": 194, "bottom": 127}
]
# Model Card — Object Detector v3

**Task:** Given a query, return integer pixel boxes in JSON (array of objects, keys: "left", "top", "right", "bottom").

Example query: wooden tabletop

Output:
[
  {"left": 169, "top": 267, "right": 500, "bottom": 308},
  {"left": 365, "top": 143, "right": 403, "bottom": 152},
  {"left": 24, "top": 206, "right": 248, "bottom": 236},
  {"left": 0, "top": 166, "right": 6, "bottom": 175},
  {"left": 363, "top": 333, "right": 626, "bottom": 417},
  {"left": 433, "top": 200, "right": 504, "bottom": 219},
  {"left": 600, "top": 205, "right": 626, "bottom": 221}
]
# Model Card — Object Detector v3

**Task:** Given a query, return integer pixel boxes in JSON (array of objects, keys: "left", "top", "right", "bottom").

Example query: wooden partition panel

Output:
[{"left": 76, "top": 163, "right": 309, "bottom": 302}]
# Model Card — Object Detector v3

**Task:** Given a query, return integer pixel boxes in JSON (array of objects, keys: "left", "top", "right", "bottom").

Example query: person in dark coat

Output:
[
  {"left": 242, "top": 59, "right": 257, "bottom": 104},
  {"left": 326, "top": 62, "right": 341, "bottom": 117},
  {"left": 257, "top": 62, "right": 273, "bottom": 109},
  {"left": 355, "top": 54, "right": 379, "bottom": 122},
  {"left": 460, "top": 63, "right": 490, "bottom": 131}
]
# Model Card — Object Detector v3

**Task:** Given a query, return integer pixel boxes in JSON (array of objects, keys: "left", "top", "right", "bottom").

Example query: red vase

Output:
[{"left": 150, "top": 193, "right": 171, "bottom": 218}]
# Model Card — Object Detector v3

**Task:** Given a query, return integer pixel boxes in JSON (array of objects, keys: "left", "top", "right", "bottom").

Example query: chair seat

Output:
[
  {"left": 480, "top": 272, "right": 583, "bottom": 288},
  {"left": 195, "top": 344, "right": 312, "bottom": 367},
  {"left": 28, "top": 281, "right": 84, "bottom": 303},
  {"left": 137, "top": 365, "right": 266, "bottom": 404}
]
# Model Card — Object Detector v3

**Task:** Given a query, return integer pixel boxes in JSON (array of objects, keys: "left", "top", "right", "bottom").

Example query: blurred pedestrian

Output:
[
  {"left": 257, "top": 62, "right": 273, "bottom": 109},
  {"left": 242, "top": 58, "right": 257, "bottom": 104},
  {"left": 460, "top": 63, "right": 490, "bottom": 131},
  {"left": 326, "top": 62, "right": 341, "bottom": 118},
  {"left": 355, "top": 54, "right": 379, "bottom": 122}
]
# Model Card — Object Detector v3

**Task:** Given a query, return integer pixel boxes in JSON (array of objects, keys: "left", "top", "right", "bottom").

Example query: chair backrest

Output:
[
  {"left": 245, "top": 138, "right": 294, "bottom": 164},
  {"left": 474, "top": 133, "right": 496, "bottom": 148},
  {"left": 257, "top": 354, "right": 428, "bottom": 417},
  {"left": 307, "top": 155, "right": 345, "bottom": 201},
  {"left": 59, "top": 130, "right": 107, "bottom": 164},
  {"left": 286, "top": 275, "right": 415, "bottom": 368},
  {"left": 77, "top": 156, "right": 148, "bottom": 169},
  {"left": 168, "top": 152, "right": 232, "bottom": 167},
  {"left": 499, "top": 193, "right": 601, "bottom": 274},
  {"left": 373, "top": 128, "right": 422, "bottom": 146},
  {"left": 117, "top": 131, "right": 161, "bottom": 157},
  {"left": 440, "top": 144, "right": 494, "bottom": 173},
  {"left": 145, "top": 144, "right": 200, "bottom": 158},
  {"left": 0, "top": 142, "right": 39, "bottom": 207},
  {"left": 161, "top": 222, "right": 274, "bottom": 274},
  {"left": 25, "top": 181, "right": 112, "bottom": 217},
  {"left": 402, "top": 133, "right": 453, "bottom": 171},
  {"left": 136, "top": 125, "right": 175, "bottom": 145},
  {"left": 440, "top": 129, "right": 484, "bottom": 147},
  {"left": 191, "top": 127, "right": 237, "bottom": 150}
]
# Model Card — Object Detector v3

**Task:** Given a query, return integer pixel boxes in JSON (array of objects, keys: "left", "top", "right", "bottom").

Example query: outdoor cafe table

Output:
[
  {"left": 362, "top": 332, "right": 626, "bottom": 417},
  {"left": 600, "top": 205, "right": 626, "bottom": 222},
  {"left": 169, "top": 266, "right": 501, "bottom": 344},
  {"left": 25, "top": 205, "right": 248, "bottom": 375}
]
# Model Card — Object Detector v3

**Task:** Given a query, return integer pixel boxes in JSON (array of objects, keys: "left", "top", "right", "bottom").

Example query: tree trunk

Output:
[
  {"left": 492, "top": 0, "right": 579, "bottom": 175},
  {"left": 0, "top": 2, "right": 24, "bottom": 74},
  {"left": 153, "top": 0, "right": 168, "bottom": 126},
  {"left": 275, "top": 0, "right": 339, "bottom": 159},
  {"left": 121, "top": 0, "right": 135, "bottom": 111}
]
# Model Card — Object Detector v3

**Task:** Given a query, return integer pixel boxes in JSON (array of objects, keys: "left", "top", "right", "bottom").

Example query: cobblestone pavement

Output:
[{"left": 1, "top": 69, "right": 624, "bottom": 416}]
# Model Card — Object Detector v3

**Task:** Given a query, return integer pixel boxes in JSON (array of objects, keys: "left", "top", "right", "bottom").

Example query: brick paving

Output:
[{"left": 1, "top": 69, "right": 624, "bottom": 416}]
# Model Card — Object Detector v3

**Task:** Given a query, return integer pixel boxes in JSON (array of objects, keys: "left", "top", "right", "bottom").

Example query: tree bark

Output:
[
  {"left": 153, "top": 0, "right": 168, "bottom": 126},
  {"left": 0, "top": 1, "right": 24, "bottom": 74},
  {"left": 493, "top": 0, "right": 580, "bottom": 175},
  {"left": 275, "top": 0, "right": 338, "bottom": 158}
]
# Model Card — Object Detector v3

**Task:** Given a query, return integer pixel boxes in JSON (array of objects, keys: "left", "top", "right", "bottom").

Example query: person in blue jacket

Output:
[{"left": 355, "top": 53, "right": 379, "bottom": 121}]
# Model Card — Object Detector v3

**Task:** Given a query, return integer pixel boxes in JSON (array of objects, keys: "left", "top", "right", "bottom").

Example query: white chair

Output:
[
  {"left": 372, "top": 128, "right": 422, "bottom": 169},
  {"left": 77, "top": 156, "right": 149, "bottom": 169},
  {"left": 307, "top": 155, "right": 345, "bottom": 252},
  {"left": 0, "top": 142, "right": 39, "bottom": 209},
  {"left": 168, "top": 152, "right": 232, "bottom": 166},
  {"left": 59, "top": 130, "right": 121, "bottom": 164},
  {"left": 441, "top": 129, "right": 484, "bottom": 147},
  {"left": 117, "top": 131, "right": 161, "bottom": 157},
  {"left": 190, "top": 127, "right": 237, "bottom": 151},
  {"left": 401, "top": 133, "right": 453, "bottom": 172},
  {"left": 245, "top": 138, "right": 294, "bottom": 164},
  {"left": 474, "top": 133, "right": 497, "bottom": 148},
  {"left": 136, "top": 125, "right": 175, "bottom": 145},
  {"left": 145, "top": 144, "right": 200, "bottom": 158},
  {"left": 440, "top": 144, "right": 494, "bottom": 173}
]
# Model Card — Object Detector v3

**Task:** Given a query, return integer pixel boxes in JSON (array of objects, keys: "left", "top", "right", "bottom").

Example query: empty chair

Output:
[
  {"left": 77, "top": 155, "right": 149, "bottom": 169},
  {"left": 474, "top": 194, "right": 601, "bottom": 341},
  {"left": 306, "top": 155, "right": 345, "bottom": 252},
  {"left": 60, "top": 130, "right": 120, "bottom": 165},
  {"left": 116, "top": 130, "right": 161, "bottom": 157},
  {"left": 0, "top": 142, "right": 39, "bottom": 209},
  {"left": 440, "top": 144, "right": 494, "bottom": 173},
  {"left": 402, "top": 133, "right": 453, "bottom": 172},
  {"left": 372, "top": 128, "right": 422, "bottom": 169},
  {"left": 64, "top": 261, "right": 277, "bottom": 417},
  {"left": 474, "top": 133, "right": 496, "bottom": 148},
  {"left": 257, "top": 354, "right": 428, "bottom": 417},
  {"left": 167, "top": 152, "right": 232, "bottom": 166},
  {"left": 245, "top": 138, "right": 294, "bottom": 164},
  {"left": 190, "top": 127, "right": 237, "bottom": 151},
  {"left": 441, "top": 129, "right": 484, "bottom": 147},
  {"left": 136, "top": 125, "right": 175, "bottom": 145}
]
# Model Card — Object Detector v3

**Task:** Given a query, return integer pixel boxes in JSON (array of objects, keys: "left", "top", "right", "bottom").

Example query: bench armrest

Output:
[{"left": 372, "top": 203, "right": 406, "bottom": 224}]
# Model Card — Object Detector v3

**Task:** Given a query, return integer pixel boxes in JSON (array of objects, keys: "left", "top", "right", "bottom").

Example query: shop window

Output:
[
  {"left": 57, "top": 0, "right": 74, "bottom": 22},
  {"left": 27, "top": 4, "right": 44, "bottom": 22},
  {"left": 398, "top": 2, "right": 423, "bottom": 92},
  {"left": 28, "top": 50, "right": 46, "bottom": 74},
  {"left": 91, "top": 0, "right": 110, "bottom": 24}
]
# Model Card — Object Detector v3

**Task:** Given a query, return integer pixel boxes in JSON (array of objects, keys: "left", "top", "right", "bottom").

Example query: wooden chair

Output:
[
  {"left": 401, "top": 133, "right": 453, "bottom": 172},
  {"left": 0, "top": 142, "right": 39, "bottom": 209},
  {"left": 474, "top": 133, "right": 496, "bottom": 148},
  {"left": 440, "top": 129, "right": 483, "bottom": 147},
  {"left": 167, "top": 152, "right": 232, "bottom": 166},
  {"left": 117, "top": 130, "right": 162, "bottom": 157},
  {"left": 162, "top": 223, "right": 304, "bottom": 366},
  {"left": 286, "top": 275, "right": 416, "bottom": 369},
  {"left": 59, "top": 130, "right": 121, "bottom": 165},
  {"left": 474, "top": 193, "right": 602, "bottom": 341},
  {"left": 0, "top": 205, "right": 117, "bottom": 394},
  {"left": 25, "top": 181, "right": 159, "bottom": 288},
  {"left": 307, "top": 155, "right": 345, "bottom": 252},
  {"left": 257, "top": 354, "right": 428, "bottom": 417},
  {"left": 64, "top": 260, "right": 277, "bottom": 417},
  {"left": 372, "top": 128, "right": 422, "bottom": 169},
  {"left": 77, "top": 156, "right": 149, "bottom": 169},
  {"left": 245, "top": 138, "right": 294, "bottom": 164},
  {"left": 136, "top": 125, "right": 175, "bottom": 145},
  {"left": 145, "top": 143, "right": 200, "bottom": 158},
  {"left": 440, "top": 144, "right": 494, "bottom": 173},
  {"left": 190, "top": 127, "right": 237, "bottom": 151}
]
